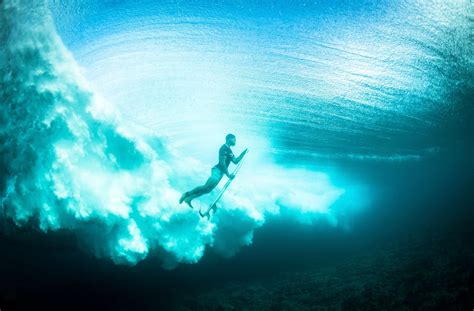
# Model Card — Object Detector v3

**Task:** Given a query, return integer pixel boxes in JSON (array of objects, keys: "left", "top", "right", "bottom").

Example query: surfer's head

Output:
[{"left": 225, "top": 133, "right": 236, "bottom": 146}]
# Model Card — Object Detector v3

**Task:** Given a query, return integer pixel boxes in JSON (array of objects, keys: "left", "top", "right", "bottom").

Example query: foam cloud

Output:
[{"left": 0, "top": 0, "right": 347, "bottom": 268}]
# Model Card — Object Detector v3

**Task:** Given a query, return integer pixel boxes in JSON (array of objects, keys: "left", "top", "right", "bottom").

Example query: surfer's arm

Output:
[
  {"left": 232, "top": 148, "right": 248, "bottom": 164},
  {"left": 218, "top": 154, "right": 231, "bottom": 177},
  {"left": 230, "top": 153, "right": 238, "bottom": 164}
]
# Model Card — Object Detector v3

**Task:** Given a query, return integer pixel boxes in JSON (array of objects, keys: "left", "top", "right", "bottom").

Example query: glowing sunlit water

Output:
[{"left": 0, "top": 0, "right": 472, "bottom": 268}]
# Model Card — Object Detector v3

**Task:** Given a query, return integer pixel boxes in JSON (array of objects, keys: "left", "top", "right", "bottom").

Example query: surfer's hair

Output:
[{"left": 226, "top": 133, "right": 236, "bottom": 141}]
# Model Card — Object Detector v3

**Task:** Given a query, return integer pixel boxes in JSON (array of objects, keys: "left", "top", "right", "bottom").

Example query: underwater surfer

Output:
[{"left": 179, "top": 134, "right": 248, "bottom": 209}]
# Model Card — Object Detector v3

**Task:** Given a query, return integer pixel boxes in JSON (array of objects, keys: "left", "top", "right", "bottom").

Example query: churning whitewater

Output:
[{"left": 0, "top": 0, "right": 347, "bottom": 268}]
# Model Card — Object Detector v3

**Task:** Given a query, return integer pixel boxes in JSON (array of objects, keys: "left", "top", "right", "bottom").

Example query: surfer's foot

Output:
[
  {"left": 184, "top": 199, "right": 194, "bottom": 209},
  {"left": 179, "top": 193, "right": 188, "bottom": 204}
]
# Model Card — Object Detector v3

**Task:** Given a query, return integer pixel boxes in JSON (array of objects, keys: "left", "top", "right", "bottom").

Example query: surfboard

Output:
[{"left": 199, "top": 150, "right": 248, "bottom": 219}]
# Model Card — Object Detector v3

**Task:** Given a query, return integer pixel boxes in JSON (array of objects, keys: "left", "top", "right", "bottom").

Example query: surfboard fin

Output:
[
  {"left": 199, "top": 203, "right": 216, "bottom": 219},
  {"left": 198, "top": 209, "right": 208, "bottom": 218}
]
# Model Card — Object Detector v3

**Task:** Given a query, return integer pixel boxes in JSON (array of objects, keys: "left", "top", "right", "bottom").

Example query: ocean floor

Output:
[{"left": 175, "top": 225, "right": 473, "bottom": 311}]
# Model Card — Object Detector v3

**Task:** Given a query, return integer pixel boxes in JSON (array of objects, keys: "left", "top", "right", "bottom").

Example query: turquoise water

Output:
[
  {"left": 0, "top": 0, "right": 473, "bottom": 309},
  {"left": 50, "top": 0, "right": 472, "bottom": 161}
]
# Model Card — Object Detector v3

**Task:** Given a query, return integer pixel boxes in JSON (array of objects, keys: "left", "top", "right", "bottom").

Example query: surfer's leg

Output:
[
  {"left": 185, "top": 168, "right": 223, "bottom": 203},
  {"left": 185, "top": 185, "right": 207, "bottom": 200},
  {"left": 180, "top": 178, "right": 213, "bottom": 204},
  {"left": 184, "top": 184, "right": 212, "bottom": 209},
  {"left": 185, "top": 178, "right": 218, "bottom": 201},
  {"left": 181, "top": 168, "right": 223, "bottom": 208},
  {"left": 181, "top": 186, "right": 205, "bottom": 208},
  {"left": 201, "top": 168, "right": 223, "bottom": 195}
]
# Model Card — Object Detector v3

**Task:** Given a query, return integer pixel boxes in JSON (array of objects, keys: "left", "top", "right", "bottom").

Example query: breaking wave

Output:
[{"left": 1, "top": 0, "right": 350, "bottom": 268}]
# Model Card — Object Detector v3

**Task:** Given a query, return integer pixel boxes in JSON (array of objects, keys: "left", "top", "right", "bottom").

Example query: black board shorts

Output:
[{"left": 208, "top": 166, "right": 224, "bottom": 188}]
